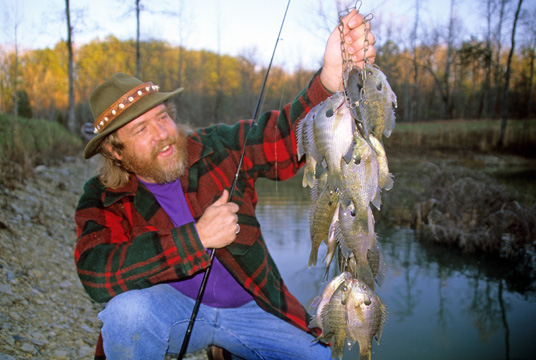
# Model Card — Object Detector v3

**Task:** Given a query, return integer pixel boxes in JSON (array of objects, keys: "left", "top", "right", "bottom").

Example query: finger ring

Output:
[{"left": 235, "top": 224, "right": 240, "bottom": 234}]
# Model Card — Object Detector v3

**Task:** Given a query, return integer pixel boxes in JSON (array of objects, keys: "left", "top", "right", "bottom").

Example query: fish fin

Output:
[
  {"left": 346, "top": 338, "right": 357, "bottom": 350},
  {"left": 303, "top": 166, "right": 315, "bottom": 188},
  {"left": 342, "top": 142, "right": 354, "bottom": 165},
  {"left": 356, "top": 263, "right": 375, "bottom": 290},
  {"left": 356, "top": 122, "right": 370, "bottom": 147},
  {"left": 296, "top": 120, "right": 305, "bottom": 160},
  {"left": 338, "top": 193, "right": 352, "bottom": 212},
  {"left": 332, "top": 345, "right": 345, "bottom": 360},
  {"left": 327, "top": 171, "right": 342, "bottom": 192},
  {"left": 369, "top": 238, "right": 387, "bottom": 287},
  {"left": 374, "top": 302, "right": 389, "bottom": 345},
  {"left": 322, "top": 231, "right": 337, "bottom": 281},
  {"left": 371, "top": 189, "right": 382, "bottom": 210},
  {"left": 308, "top": 296, "right": 322, "bottom": 312},
  {"left": 320, "top": 156, "right": 327, "bottom": 169},
  {"left": 308, "top": 314, "right": 321, "bottom": 330},
  {"left": 383, "top": 173, "right": 394, "bottom": 191},
  {"left": 308, "top": 248, "right": 319, "bottom": 268}
]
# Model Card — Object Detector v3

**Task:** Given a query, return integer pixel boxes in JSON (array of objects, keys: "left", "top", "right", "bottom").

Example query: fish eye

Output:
[
  {"left": 376, "top": 82, "right": 383, "bottom": 91},
  {"left": 326, "top": 109, "right": 334, "bottom": 117}
]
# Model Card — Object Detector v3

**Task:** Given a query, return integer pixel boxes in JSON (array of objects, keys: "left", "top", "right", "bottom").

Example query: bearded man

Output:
[{"left": 74, "top": 10, "right": 376, "bottom": 360}]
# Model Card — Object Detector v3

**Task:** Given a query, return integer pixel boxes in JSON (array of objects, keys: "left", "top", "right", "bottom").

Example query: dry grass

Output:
[
  {"left": 378, "top": 158, "right": 536, "bottom": 269},
  {"left": 0, "top": 114, "right": 83, "bottom": 187}
]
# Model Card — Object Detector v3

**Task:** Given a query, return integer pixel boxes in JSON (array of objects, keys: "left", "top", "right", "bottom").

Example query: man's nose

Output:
[{"left": 152, "top": 122, "right": 169, "bottom": 140}]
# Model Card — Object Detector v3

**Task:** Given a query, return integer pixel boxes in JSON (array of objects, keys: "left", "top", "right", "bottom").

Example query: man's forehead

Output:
[{"left": 123, "top": 103, "right": 167, "bottom": 128}]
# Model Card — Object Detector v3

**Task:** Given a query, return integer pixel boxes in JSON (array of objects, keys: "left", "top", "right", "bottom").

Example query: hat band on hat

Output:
[{"left": 93, "top": 82, "right": 160, "bottom": 134}]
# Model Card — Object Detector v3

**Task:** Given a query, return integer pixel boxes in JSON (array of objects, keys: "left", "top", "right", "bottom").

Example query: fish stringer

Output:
[{"left": 339, "top": 6, "right": 374, "bottom": 145}]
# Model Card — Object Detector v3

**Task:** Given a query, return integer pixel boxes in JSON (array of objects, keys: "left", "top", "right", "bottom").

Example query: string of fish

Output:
[{"left": 297, "top": 2, "right": 397, "bottom": 359}]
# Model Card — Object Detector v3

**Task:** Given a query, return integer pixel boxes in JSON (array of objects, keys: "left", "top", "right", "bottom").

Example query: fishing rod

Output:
[{"left": 177, "top": 1, "right": 292, "bottom": 358}]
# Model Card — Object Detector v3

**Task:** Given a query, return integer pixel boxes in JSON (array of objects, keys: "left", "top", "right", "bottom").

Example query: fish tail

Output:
[
  {"left": 308, "top": 248, "right": 319, "bottom": 268},
  {"left": 356, "top": 263, "right": 375, "bottom": 290},
  {"left": 331, "top": 341, "right": 345, "bottom": 360},
  {"left": 303, "top": 165, "right": 316, "bottom": 188},
  {"left": 327, "top": 171, "right": 341, "bottom": 191},
  {"left": 359, "top": 348, "right": 372, "bottom": 360}
]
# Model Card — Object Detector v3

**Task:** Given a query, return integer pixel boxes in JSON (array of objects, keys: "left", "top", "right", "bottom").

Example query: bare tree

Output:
[
  {"left": 3, "top": 3, "right": 23, "bottom": 118},
  {"left": 409, "top": 0, "right": 423, "bottom": 122},
  {"left": 65, "top": 0, "right": 76, "bottom": 133},
  {"left": 175, "top": 0, "right": 192, "bottom": 88},
  {"left": 422, "top": 0, "right": 458, "bottom": 119},
  {"left": 498, "top": 0, "right": 524, "bottom": 148},
  {"left": 520, "top": 7, "right": 536, "bottom": 117},
  {"left": 479, "top": 0, "right": 494, "bottom": 119},
  {"left": 136, "top": 0, "right": 141, "bottom": 78},
  {"left": 492, "top": 0, "right": 510, "bottom": 118}
]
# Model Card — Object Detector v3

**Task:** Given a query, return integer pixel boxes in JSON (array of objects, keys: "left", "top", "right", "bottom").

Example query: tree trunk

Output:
[
  {"left": 410, "top": 0, "right": 421, "bottom": 122},
  {"left": 498, "top": 0, "right": 523, "bottom": 148},
  {"left": 493, "top": 0, "right": 507, "bottom": 119},
  {"left": 136, "top": 0, "right": 141, "bottom": 78},
  {"left": 444, "top": 0, "right": 456, "bottom": 119},
  {"left": 65, "top": 0, "right": 75, "bottom": 133},
  {"left": 13, "top": 32, "right": 18, "bottom": 118},
  {"left": 527, "top": 45, "right": 535, "bottom": 117}
]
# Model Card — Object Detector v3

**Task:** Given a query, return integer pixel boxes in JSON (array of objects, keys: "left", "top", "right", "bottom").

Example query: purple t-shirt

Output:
[{"left": 140, "top": 178, "right": 254, "bottom": 308}]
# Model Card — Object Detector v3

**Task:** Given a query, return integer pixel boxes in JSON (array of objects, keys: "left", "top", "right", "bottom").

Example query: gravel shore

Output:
[{"left": 0, "top": 156, "right": 206, "bottom": 360}]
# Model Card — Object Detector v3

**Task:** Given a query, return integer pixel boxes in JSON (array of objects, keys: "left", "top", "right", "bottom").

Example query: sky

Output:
[{"left": 1, "top": 0, "right": 528, "bottom": 71}]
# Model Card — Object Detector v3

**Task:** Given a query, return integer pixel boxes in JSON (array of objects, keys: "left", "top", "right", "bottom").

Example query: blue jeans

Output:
[{"left": 98, "top": 284, "right": 331, "bottom": 359}]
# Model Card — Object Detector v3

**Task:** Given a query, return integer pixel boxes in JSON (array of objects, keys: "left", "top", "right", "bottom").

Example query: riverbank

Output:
[
  {"left": 379, "top": 149, "right": 536, "bottom": 290},
  {"left": 0, "top": 156, "right": 101, "bottom": 359},
  {"left": 0, "top": 156, "right": 207, "bottom": 359}
]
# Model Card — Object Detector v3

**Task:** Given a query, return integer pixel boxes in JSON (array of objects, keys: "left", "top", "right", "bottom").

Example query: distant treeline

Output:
[{"left": 0, "top": 34, "right": 535, "bottom": 131}]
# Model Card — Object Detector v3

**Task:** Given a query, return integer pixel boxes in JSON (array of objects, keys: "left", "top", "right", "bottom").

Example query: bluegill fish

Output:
[
  {"left": 319, "top": 280, "right": 353, "bottom": 359},
  {"left": 310, "top": 92, "right": 355, "bottom": 190},
  {"left": 345, "top": 64, "right": 397, "bottom": 141},
  {"left": 338, "top": 131, "right": 381, "bottom": 217},
  {"left": 309, "top": 271, "right": 353, "bottom": 332},
  {"left": 369, "top": 135, "right": 393, "bottom": 192},
  {"left": 297, "top": 105, "right": 322, "bottom": 188},
  {"left": 308, "top": 174, "right": 339, "bottom": 268},
  {"left": 346, "top": 278, "right": 388, "bottom": 360},
  {"left": 336, "top": 206, "right": 377, "bottom": 289}
]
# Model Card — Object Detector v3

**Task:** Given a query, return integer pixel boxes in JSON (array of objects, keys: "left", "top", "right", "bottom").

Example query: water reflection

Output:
[{"left": 255, "top": 178, "right": 536, "bottom": 360}]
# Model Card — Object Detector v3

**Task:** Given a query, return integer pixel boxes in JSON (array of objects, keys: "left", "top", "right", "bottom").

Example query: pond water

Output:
[{"left": 255, "top": 177, "right": 536, "bottom": 360}]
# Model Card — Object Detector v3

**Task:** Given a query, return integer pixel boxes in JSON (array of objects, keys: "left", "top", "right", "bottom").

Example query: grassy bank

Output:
[
  {"left": 385, "top": 119, "right": 536, "bottom": 156},
  {"left": 0, "top": 114, "right": 83, "bottom": 187},
  {"left": 376, "top": 118, "right": 536, "bottom": 272}
]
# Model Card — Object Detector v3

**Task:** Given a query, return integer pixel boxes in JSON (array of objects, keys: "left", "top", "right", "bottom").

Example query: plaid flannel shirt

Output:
[{"left": 74, "top": 71, "right": 331, "bottom": 359}]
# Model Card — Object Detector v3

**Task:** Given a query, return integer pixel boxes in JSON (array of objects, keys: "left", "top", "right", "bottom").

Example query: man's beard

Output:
[{"left": 121, "top": 127, "right": 189, "bottom": 184}]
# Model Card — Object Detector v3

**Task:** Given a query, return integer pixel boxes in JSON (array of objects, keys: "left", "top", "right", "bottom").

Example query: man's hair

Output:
[{"left": 96, "top": 101, "right": 179, "bottom": 189}]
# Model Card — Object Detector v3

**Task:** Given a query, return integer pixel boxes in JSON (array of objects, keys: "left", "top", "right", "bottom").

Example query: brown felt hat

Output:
[{"left": 83, "top": 72, "right": 183, "bottom": 159}]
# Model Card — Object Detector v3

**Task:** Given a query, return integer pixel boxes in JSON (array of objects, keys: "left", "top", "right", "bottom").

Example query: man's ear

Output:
[{"left": 104, "top": 143, "right": 122, "bottom": 161}]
